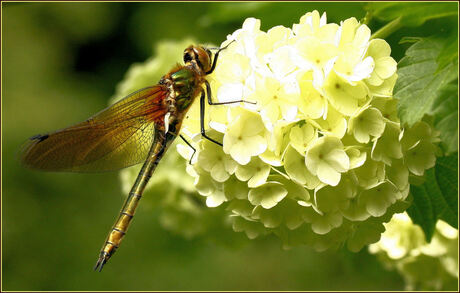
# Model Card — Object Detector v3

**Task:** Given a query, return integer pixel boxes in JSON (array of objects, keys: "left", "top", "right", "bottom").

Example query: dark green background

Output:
[{"left": 2, "top": 2, "right": 406, "bottom": 290}]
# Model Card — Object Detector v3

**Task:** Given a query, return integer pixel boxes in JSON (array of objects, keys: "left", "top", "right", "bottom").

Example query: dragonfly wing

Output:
[{"left": 21, "top": 86, "right": 169, "bottom": 172}]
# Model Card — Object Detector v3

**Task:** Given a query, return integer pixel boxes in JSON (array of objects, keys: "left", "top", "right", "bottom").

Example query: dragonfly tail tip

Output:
[{"left": 94, "top": 252, "right": 109, "bottom": 272}]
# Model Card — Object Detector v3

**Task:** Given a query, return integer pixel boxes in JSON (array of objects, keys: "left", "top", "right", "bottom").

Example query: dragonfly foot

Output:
[{"left": 94, "top": 251, "right": 110, "bottom": 272}]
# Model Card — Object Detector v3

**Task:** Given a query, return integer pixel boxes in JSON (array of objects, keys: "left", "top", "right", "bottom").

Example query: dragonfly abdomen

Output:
[
  {"left": 94, "top": 126, "right": 176, "bottom": 271},
  {"left": 99, "top": 191, "right": 140, "bottom": 263}
]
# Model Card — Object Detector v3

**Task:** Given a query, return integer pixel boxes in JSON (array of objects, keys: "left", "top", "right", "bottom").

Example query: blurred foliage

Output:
[
  {"left": 395, "top": 38, "right": 458, "bottom": 142},
  {"left": 408, "top": 155, "right": 459, "bottom": 242},
  {"left": 385, "top": 2, "right": 458, "bottom": 242},
  {"left": 2, "top": 2, "right": 456, "bottom": 291},
  {"left": 369, "top": 214, "right": 458, "bottom": 291},
  {"left": 366, "top": 2, "right": 457, "bottom": 27}
]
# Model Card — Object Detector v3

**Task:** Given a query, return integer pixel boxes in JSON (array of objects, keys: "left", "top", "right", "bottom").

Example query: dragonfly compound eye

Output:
[
  {"left": 194, "top": 47, "right": 212, "bottom": 73},
  {"left": 183, "top": 51, "right": 193, "bottom": 63}
]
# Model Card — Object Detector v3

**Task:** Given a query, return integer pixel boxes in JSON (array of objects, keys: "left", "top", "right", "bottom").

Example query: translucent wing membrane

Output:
[{"left": 21, "top": 86, "right": 168, "bottom": 172}]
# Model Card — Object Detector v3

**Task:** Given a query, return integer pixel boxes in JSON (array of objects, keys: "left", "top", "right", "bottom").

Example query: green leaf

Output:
[
  {"left": 407, "top": 153, "right": 458, "bottom": 241},
  {"left": 407, "top": 168, "right": 442, "bottom": 242},
  {"left": 395, "top": 38, "right": 458, "bottom": 127},
  {"left": 431, "top": 82, "right": 459, "bottom": 154},
  {"left": 435, "top": 153, "right": 458, "bottom": 228},
  {"left": 407, "top": 183, "right": 436, "bottom": 242},
  {"left": 437, "top": 30, "right": 459, "bottom": 73},
  {"left": 366, "top": 2, "right": 458, "bottom": 27},
  {"left": 203, "top": 2, "right": 367, "bottom": 28}
]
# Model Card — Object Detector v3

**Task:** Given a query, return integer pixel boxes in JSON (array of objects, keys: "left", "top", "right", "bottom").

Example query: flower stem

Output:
[
  {"left": 361, "top": 11, "right": 372, "bottom": 26},
  {"left": 371, "top": 17, "right": 402, "bottom": 40},
  {"left": 271, "top": 166, "right": 289, "bottom": 179}
]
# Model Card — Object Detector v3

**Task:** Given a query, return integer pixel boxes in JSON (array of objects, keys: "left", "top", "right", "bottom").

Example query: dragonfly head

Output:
[{"left": 183, "top": 46, "right": 212, "bottom": 73}]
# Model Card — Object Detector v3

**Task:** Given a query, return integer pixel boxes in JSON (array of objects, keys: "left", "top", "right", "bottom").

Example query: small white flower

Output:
[
  {"left": 323, "top": 70, "right": 368, "bottom": 116},
  {"left": 365, "top": 39, "right": 397, "bottom": 86},
  {"left": 223, "top": 108, "right": 267, "bottom": 165},
  {"left": 305, "top": 136, "right": 350, "bottom": 186},
  {"left": 235, "top": 157, "right": 271, "bottom": 188},
  {"left": 348, "top": 106, "right": 385, "bottom": 143},
  {"left": 251, "top": 75, "right": 299, "bottom": 131}
]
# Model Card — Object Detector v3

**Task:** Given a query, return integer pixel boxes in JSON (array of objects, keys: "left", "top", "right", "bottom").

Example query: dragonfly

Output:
[{"left": 21, "top": 41, "right": 250, "bottom": 272}]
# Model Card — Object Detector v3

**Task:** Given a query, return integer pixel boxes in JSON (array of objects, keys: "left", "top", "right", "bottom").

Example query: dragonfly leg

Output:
[
  {"left": 179, "top": 134, "right": 196, "bottom": 164},
  {"left": 199, "top": 81, "right": 257, "bottom": 147},
  {"left": 205, "top": 80, "right": 256, "bottom": 106},
  {"left": 206, "top": 40, "right": 235, "bottom": 75},
  {"left": 200, "top": 88, "right": 223, "bottom": 146}
]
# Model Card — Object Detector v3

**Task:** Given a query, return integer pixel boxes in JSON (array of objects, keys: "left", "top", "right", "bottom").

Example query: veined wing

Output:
[{"left": 21, "top": 86, "right": 169, "bottom": 172}]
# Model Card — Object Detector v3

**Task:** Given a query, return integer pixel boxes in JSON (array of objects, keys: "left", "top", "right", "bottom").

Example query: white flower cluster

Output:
[
  {"left": 179, "top": 11, "right": 439, "bottom": 251},
  {"left": 369, "top": 213, "right": 458, "bottom": 290}
]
